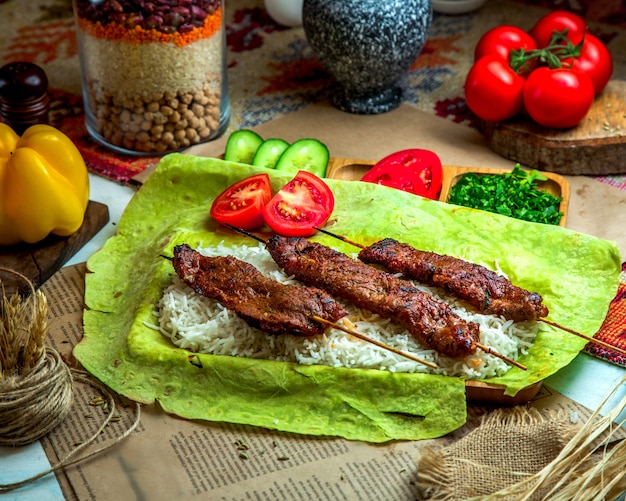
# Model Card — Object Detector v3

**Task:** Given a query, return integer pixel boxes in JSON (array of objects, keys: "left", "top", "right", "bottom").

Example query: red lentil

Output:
[{"left": 76, "top": 5, "right": 223, "bottom": 47}]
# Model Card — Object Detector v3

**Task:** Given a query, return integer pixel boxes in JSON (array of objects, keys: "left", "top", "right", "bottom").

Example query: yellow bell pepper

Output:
[{"left": 0, "top": 123, "right": 90, "bottom": 245}]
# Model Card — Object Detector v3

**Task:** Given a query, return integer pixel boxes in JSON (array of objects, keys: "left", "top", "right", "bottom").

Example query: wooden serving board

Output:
[
  {"left": 475, "top": 79, "right": 626, "bottom": 176},
  {"left": 0, "top": 201, "right": 109, "bottom": 296},
  {"left": 327, "top": 157, "right": 571, "bottom": 226}
]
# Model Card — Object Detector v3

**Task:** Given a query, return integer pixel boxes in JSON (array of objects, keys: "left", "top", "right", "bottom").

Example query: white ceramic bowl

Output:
[
  {"left": 264, "top": 0, "right": 303, "bottom": 27},
  {"left": 432, "top": 0, "right": 487, "bottom": 14}
]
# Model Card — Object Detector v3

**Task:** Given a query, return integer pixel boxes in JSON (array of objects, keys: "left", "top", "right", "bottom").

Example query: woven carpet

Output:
[{"left": 1, "top": 0, "right": 625, "bottom": 366}]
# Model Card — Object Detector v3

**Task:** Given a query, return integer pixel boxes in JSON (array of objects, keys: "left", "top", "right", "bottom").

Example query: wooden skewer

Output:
[
  {"left": 314, "top": 315, "right": 524, "bottom": 371},
  {"left": 315, "top": 226, "right": 365, "bottom": 248},
  {"left": 225, "top": 224, "right": 267, "bottom": 244},
  {"left": 309, "top": 315, "right": 439, "bottom": 369},
  {"left": 476, "top": 342, "right": 527, "bottom": 371},
  {"left": 314, "top": 226, "right": 623, "bottom": 358},
  {"left": 540, "top": 318, "right": 626, "bottom": 356}
]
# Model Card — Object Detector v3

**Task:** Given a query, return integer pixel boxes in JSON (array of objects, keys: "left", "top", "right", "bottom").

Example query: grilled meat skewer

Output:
[
  {"left": 313, "top": 227, "right": 626, "bottom": 358},
  {"left": 170, "top": 244, "right": 439, "bottom": 368},
  {"left": 358, "top": 238, "right": 548, "bottom": 322},
  {"left": 172, "top": 244, "right": 347, "bottom": 337},
  {"left": 265, "top": 236, "right": 481, "bottom": 359}
]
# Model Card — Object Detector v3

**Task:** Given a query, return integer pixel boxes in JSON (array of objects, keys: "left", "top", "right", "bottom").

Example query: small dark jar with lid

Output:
[{"left": 0, "top": 62, "right": 50, "bottom": 135}]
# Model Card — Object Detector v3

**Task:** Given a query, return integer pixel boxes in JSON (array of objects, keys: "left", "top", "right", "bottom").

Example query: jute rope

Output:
[
  {"left": 0, "top": 347, "right": 73, "bottom": 446},
  {"left": 0, "top": 357, "right": 142, "bottom": 494},
  {"left": 0, "top": 268, "right": 141, "bottom": 493}
]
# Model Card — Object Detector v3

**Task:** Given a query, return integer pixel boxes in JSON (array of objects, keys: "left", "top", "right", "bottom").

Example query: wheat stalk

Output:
[
  {"left": 473, "top": 374, "right": 626, "bottom": 501},
  {"left": 0, "top": 269, "right": 48, "bottom": 381}
]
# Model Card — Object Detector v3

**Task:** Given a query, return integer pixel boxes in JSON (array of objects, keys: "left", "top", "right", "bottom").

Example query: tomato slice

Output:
[
  {"left": 210, "top": 173, "right": 272, "bottom": 230},
  {"left": 263, "top": 171, "right": 334, "bottom": 237},
  {"left": 360, "top": 149, "right": 443, "bottom": 200}
]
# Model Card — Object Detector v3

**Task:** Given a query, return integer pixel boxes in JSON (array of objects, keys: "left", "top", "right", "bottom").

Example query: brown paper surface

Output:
[
  {"left": 134, "top": 102, "right": 626, "bottom": 258},
  {"left": 38, "top": 264, "right": 624, "bottom": 500}
]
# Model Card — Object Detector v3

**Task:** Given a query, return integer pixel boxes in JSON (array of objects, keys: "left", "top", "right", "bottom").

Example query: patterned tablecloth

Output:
[{"left": 0, "top": 0, "right": 625, "bottom": 365}]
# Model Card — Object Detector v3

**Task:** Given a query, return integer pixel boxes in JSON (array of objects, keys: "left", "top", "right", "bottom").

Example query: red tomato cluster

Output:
[
  {"left": 465, "top": 11, "right": 613, "bottom": 128},
  {"left": 210, "top": 171, "right": 334, "bottom": 237}
]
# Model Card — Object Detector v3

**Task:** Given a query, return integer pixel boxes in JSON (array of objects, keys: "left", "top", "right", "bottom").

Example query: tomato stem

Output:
[{"left": 510, "top": 28, "right": 584, "bottom": 74}]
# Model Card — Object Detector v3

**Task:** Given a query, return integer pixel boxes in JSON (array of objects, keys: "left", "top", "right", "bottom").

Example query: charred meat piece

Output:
[
  {"left": 359, "top": 238, "right": 548, "bottom": 322},
  {"left": 266, "top": 236, "right": 480, "bottom": 358},
  {"left": 171, "top": 244, "right": 347, "bottom": 337}
]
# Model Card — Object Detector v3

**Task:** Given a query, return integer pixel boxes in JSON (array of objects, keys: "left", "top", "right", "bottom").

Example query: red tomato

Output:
[
  {"left": 360, "top": 149, "right": 443, "bottom": 200},
  {"left": 529, "top": 10, "right": 587, "bottom": 48},
  {"left": 474, "top": 25, "right": 537, "bottom": 72},
  {"left": 210, "top": 173, "right": 272, "bottom": 230},
  {"left": 523, "top": 67, "right": 594, "bottom": 128},
  {"left": 570, "top": 34, "right": 613, "bottom": 95},
  {"left": 263, "top": 170, "right": 334, "bottom": 237},
  {"left": 464, "top": 55, "right": 526, "bottom": 122}
]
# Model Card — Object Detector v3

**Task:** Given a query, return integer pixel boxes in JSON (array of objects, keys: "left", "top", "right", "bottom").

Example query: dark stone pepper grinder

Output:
[{"left": 0, "top": 62, "right": 50, "bottom": 135}]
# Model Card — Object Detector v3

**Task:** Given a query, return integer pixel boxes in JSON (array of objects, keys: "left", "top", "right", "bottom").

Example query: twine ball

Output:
[{"left": 0, "top": 348, "right": 74, "bottom": 447}]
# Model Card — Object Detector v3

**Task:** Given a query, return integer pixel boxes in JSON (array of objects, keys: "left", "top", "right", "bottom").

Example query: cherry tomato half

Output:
[
  {"left": 570, "top": 33, "right": 613, "bottom": 95},
  {"left": 474, "top": 25, "right": 537, "bottom": 74},
  {"left": 210, "top": 173, "right": 272, "bottom": 230},
  {"left": 263, "top": 170, "right": 334, "bottom": 237},
  {"left": 464, "top": 55, "right": 526, "bottom": 122},
  {"left": 529, "top": 10, "right": 587, "bottom": 48},
  {"left": 523, "top": 67, "right": 594, "bottom": 128},
  {"left": 360, "top": 149, "right": 443, "bottom": 200}
]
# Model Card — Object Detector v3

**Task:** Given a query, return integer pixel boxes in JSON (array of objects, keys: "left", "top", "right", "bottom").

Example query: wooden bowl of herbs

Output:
[
  {"left": 327, "top": 158, "right": 570, "bottom": 227},
  {"left": 440, "top": 164, "right": 569, "bottom": 227}
]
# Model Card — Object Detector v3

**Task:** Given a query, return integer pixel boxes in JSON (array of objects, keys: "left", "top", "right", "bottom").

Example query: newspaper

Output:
[{"left": 38, "top": 264, "right": 622, "bottom": 501}]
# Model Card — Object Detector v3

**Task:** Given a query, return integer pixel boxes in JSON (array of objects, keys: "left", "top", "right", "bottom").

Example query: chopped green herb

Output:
[{"left": 447, "top": 164, "right": 563, "bottom": 225}]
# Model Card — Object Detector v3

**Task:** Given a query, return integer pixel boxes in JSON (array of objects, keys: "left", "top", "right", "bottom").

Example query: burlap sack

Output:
[{"left": 414, "top": 407, "right": 579, "bottom": 501}]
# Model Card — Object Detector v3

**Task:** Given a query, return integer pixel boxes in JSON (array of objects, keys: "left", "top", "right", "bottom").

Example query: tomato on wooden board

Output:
[
  {"left": 210, "top": 173, "right": 273, "bottom": 230},
  {"left": 529, "top": 10, "right": 587, "bottom": 48},
  {"left": 523, "top": 67, "right": 594, "bottom": 128},
  {"left": 263, "top": 170, "right": 334, "bottom": 237},
  {"left": 474, "top": 26, "right": 537, "bottom": 75},
  {"left": 464, "top": 55, "right": 526, "bottom": 122},
  {"left": 360, "top": 149, "right": 443, "bottom": 200},
  {"left": 570, "top": 33, "right": 613, "bottom": 95}
]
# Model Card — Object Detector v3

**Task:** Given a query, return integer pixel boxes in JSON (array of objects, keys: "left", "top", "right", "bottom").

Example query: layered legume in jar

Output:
[{"left": 74, "top": 0, "right": 229, "bottom": 155}]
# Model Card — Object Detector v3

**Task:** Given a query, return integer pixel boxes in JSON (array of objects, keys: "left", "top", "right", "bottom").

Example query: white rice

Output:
[{"left": 148, "top": 242, "right": 540, "bottom": 379}]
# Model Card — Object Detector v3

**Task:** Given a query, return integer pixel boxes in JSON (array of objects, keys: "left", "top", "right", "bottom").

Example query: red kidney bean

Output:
[{"left": 74, "top": 0, "right": 221, "bottom": 35}]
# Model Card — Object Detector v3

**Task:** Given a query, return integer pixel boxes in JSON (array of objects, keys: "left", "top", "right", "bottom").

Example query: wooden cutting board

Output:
[
  {"left": 476, "top": 79, "right": 626, "bottom": 176},
  {"left": 0, "top": 200, "right": 109, "bottom": 296}
]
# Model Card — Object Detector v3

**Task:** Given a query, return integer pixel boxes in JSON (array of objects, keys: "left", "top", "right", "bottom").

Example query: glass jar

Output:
[{"left": 73, "top": 0, "right": 230, "bottom": 156}]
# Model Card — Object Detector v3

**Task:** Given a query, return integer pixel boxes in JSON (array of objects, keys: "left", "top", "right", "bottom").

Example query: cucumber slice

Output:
[
  {"left": 274, "top": 138, "right": 330, "bottom": 177},
  {"left": 223, "top": 129, "right": 264, "bottom": 164},
  {"left": 252, "top": 138, "right": 290, "bottom": 169}
]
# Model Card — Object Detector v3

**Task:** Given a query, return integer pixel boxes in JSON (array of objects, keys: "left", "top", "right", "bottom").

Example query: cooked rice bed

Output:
[{"left": 150, "top": 243, "right": 539, "bottom": 379}]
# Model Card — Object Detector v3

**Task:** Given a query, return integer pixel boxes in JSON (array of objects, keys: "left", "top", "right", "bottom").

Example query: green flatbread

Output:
[{"left": 75, "top": 153, "right": 621, "bottom": 443}]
